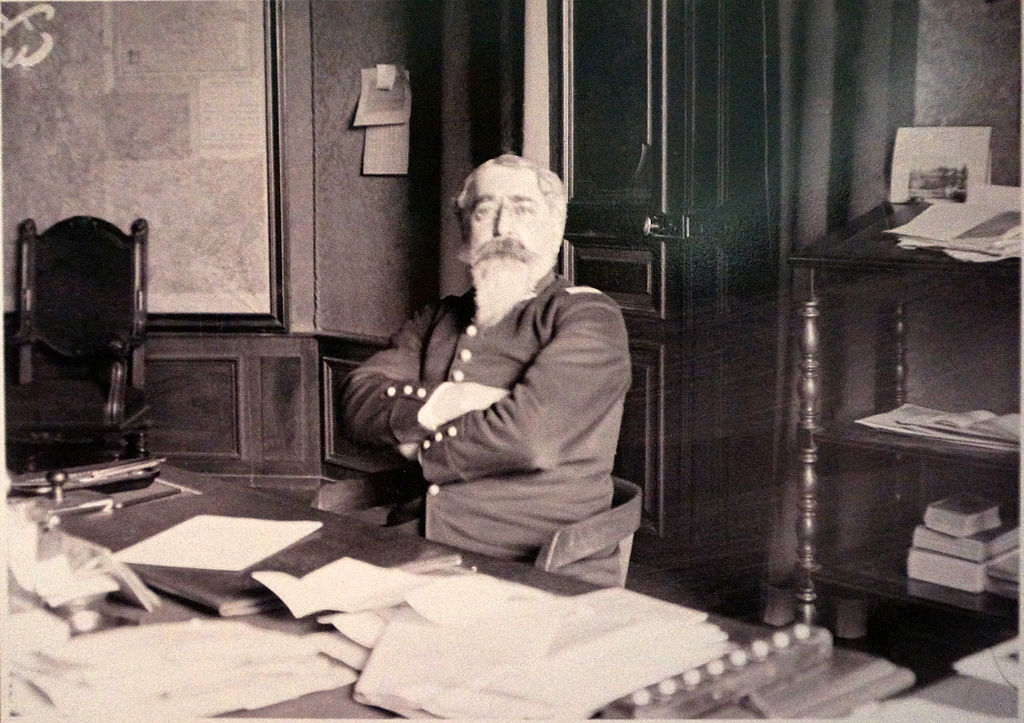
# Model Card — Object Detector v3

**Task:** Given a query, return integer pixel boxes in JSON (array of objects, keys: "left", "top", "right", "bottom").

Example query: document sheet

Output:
[
  {"left": 9, "top": 619, "right": 356, "bottom": 718},
  {"left": 354, "top": 585, "right": 729, "bottom": 718},
  {"left": 112, "top": 515, "right": 322, "bottom": 570}
]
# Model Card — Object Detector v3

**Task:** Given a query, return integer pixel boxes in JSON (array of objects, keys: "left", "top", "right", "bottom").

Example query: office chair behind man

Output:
[
  {"left": 6, "top": 216, "right": 150, "bottom": 473},
  {"left": 535, "top": 477, "right": 643, "bottom": 588}
]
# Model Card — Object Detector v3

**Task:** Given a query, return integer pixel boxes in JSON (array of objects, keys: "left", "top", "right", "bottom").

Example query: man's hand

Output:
[{"left": 417, "top": 381, "right": 509, "bottom": 429}]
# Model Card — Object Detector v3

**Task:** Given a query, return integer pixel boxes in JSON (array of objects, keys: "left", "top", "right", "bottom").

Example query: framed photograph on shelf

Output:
[{"left": 889, "top": 126, "right": 992, "bottom": 204}]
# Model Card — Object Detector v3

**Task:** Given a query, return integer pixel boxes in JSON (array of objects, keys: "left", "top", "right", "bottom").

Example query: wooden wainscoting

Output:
[
  {"left": 316, "top": 336, "right": 414, "bottom": 513},
  {"left": 146, "top": 334, "right": 321, "bottom": 492}
]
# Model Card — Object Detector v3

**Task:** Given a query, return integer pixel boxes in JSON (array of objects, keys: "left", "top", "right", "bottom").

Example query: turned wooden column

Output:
[{"left": 795, "top": 268, "right": 821, "bottom": 625}]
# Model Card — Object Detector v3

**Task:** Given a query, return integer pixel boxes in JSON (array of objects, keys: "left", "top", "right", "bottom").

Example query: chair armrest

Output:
[{"left": 535, "top": 480, "right": 642, "bottom": 573}]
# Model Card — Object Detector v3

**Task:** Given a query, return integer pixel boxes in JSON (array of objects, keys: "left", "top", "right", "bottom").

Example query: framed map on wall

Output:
[{"left": 1, "top": 0, "right": 285, "bottom": 330}]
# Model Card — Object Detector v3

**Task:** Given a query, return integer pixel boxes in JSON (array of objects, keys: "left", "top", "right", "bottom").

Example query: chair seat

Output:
[{"left": 6, "top": 380, "right": 149, "bottom": 434}]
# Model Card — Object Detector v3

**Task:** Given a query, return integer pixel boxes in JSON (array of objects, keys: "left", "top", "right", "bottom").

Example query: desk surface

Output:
[
  {"left": 57, "top": 465, "right": 599, "bottom": 719},
  {"left": 53, "top": 465, "right": 919, "bottom": 719},
  {"left": 790, "top": 201, "right": 1020, "bottom": 275}
]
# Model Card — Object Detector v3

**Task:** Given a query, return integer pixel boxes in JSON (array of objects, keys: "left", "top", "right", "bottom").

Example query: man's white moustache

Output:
[{"left": 476, "top": 237, "right": 531, "bottom": 261}]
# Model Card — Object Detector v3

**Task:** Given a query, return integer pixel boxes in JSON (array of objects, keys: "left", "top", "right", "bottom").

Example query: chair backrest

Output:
[
  {"left": 14, "top": 216, "right": 148, "bottom": 385},
  {"left": 535, "top": 477, "right": 643, "bottom": 587}
]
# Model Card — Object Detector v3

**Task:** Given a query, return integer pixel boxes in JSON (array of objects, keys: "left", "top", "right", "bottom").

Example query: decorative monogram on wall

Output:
[{"left": 1, "top": 3, "right": 55, "bottom": 69}]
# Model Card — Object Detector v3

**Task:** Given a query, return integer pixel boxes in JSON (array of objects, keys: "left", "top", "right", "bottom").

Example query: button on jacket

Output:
[{"left": 340, "top": 273, "right": 632, "bottom": 563}]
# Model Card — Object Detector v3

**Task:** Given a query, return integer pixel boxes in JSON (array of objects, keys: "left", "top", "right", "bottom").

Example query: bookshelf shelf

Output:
[
  {"left": 815, "top": 419, "right": 1019, "bottom": 471},
  {"left": 785, "top": 202, "right": 1020, "bottom": 650},
  {"left": 815, "top": 538, "right": 1018, "bottom": 623}
]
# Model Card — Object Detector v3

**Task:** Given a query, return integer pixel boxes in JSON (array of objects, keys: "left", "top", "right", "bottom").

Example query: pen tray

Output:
[{"left": 9, "top": 459, "right": 163, "bottom": 494}]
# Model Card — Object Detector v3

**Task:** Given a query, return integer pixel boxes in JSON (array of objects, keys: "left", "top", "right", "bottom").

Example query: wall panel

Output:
[{"left": 146, "top": 334, "right": 320, "bottom": 489}]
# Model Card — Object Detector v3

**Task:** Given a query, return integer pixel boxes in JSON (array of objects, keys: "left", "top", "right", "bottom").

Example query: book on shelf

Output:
[
  {"left": 854, "top": 404, "right": 1019, "bottom": 452},
  {"left": 986, "top": 547, "right": 1019, "bottom": 584},
  {"left": 906, "top": 546, "right": 1018, "bottom": 595},
  {"left": 911, "top": 522, "right": 1018, "bottom": 563},
  {"left": 922, "top": 492, "right": 1002, "bottom": 538},
  {"left": 983, "top": 574, "right": 1018, "bottom": 599},
  {"left": 983, "top": 548, "right": 1018, "bottom": 599}
]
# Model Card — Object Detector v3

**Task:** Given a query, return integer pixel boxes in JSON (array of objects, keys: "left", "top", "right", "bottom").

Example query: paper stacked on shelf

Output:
[
  {"left": 855, "top": 404, "right": 1019, "bottom": 452},
  {"left": 888, "top": 184, "right": 1021, "bottom": 262}
]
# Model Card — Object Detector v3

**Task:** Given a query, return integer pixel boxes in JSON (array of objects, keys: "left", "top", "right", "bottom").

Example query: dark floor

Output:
[{"left": 622, "top": 480, "right": 795, "bottom": 623}]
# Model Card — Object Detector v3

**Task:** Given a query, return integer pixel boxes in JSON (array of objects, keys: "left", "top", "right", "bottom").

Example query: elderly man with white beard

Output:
[{"left": 340, "top": 154, "right": 631, "bottom": 584}]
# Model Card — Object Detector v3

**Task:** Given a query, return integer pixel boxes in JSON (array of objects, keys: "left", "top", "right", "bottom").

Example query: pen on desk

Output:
[
  {"left": 397, "top": 554, "right": 463, "bottom": 574},
  {"left": 79, "top": 457, "right": 166, "bottom": 482}
]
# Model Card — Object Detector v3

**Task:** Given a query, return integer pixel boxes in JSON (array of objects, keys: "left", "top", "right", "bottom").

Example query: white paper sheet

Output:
[
  {"left": 354, "top": 585, "right": 727, "bottom": 719},
  {"left": 353, "top": 66, "right": 411, "bottom": 175},
  {"left": 353, "top": 66, "right": 410, "bottom": 127},
  {"left": 404, "top": 572, "right": 553, "bottom": 627},
  {"left": 112, "top": 515, "right": 322, "bottom": 571},
  {"left": 252, "top": 556, "right": 427, "bottom": 616},
  {"left": 14, "top": 619, "right": 356, "bottom": 719},
  {"left": 363, "top": 121, "right": 409, "bottom": 175},
  {"left": 953, "top": 636, "right": 1020, "bottom": 686}
]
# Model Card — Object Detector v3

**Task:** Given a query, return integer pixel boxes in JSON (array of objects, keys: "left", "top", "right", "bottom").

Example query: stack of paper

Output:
[
  {"left": 10, "top": 619, "right": 357, "bottom": 718},
  {"left": 353, "top": 585, "right": 729, "bottom": 719},
  {"left": 855, "top": 404, "right": 1019, "bottom": 452},
  {"left": 887, "top": 185, "right": 1021, "bottom": 262}
]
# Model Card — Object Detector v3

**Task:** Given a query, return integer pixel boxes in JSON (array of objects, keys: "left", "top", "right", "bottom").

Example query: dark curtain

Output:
[{"left": 779, "top": 0, "right": 918, "bottom": 253}]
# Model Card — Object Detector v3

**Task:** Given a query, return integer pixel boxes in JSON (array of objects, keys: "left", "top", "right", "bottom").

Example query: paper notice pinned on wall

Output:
[{"left": 354, "top": 65, "right": 410, "bottom": 175}]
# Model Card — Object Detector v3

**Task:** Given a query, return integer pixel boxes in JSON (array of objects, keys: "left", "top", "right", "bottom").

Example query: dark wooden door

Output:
[{"left": 557, "top": 0, "right": 780, "bottom": 537}]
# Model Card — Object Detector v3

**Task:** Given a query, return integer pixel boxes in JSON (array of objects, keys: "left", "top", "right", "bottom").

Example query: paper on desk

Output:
[
  {"left": 252, "top": 556, "right": 427, "bottom": 616},
  {"left": 404, "top": 572, "right": 554, "bottom": 627},
  {"left": 355, "top": 585, "right": 727, "bottom": 719},
  {"left": 319, "top": 606, "right": 398, "bottom": 648},
  {"left": 13, "top": 619, "right": 356, "bottom": 719},
  {"left": 953, "top": 636, "right": 1020, "bottom": 687},
  {"left": 113, "top": 515, "right": 322, "bottom": 571},
  {"left": 849, "top": 697, "right": 1006, "bottom": 722}
]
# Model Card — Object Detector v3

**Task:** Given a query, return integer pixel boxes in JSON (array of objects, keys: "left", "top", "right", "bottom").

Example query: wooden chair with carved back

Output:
[{"left": 5, "top": 216, "right": 150, "bottom": 473}]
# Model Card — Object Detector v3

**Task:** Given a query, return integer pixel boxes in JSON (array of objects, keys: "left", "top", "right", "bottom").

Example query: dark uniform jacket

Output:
[{"left": 340, "top": 272, "right": 631, "bottom": 566}]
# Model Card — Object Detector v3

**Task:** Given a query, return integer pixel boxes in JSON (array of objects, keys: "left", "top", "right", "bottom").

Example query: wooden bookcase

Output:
[{"left": 786, "top": 202, "right": 1020, "bottom": 684}]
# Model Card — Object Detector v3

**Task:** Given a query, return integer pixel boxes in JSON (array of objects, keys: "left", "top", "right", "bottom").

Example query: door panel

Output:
[{"left": 560, "top": 0, "right": 778, "bottom": 537}]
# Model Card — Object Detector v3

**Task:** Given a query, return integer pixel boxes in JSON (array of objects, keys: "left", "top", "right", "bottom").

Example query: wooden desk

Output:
[
  {"left": 786, "top": 202, "right": 1020, "bottom": 680},
  {"left": 51, "top": 465, "right": 916, "bottom": 719},
  {"left": 54, "top": 465, "right": 596, "bottom": 718}
]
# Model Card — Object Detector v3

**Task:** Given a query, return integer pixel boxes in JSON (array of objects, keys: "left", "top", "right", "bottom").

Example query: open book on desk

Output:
[{"left": 855, "top": 404, "right": 1020, "bottom": 452}]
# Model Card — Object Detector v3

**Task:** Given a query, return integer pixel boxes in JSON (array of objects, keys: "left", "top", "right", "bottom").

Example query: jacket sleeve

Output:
[
  {"left": 418, "top": 293, "right": 631, "bottom": 484},
  {"left": 338, "top": 304, "right": 443, "bottom": 447}
]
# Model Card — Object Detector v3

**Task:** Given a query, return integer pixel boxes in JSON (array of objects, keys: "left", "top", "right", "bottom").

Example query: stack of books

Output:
[{"left": 906, "top": 493, "right": 1018, "bottom": 598}]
